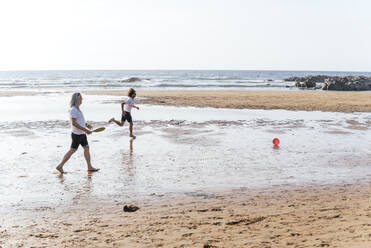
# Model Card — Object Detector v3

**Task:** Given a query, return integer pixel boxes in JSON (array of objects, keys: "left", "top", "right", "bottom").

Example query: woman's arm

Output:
[{"left": 72, "top": 118, "right": 92, "bottom": 134}]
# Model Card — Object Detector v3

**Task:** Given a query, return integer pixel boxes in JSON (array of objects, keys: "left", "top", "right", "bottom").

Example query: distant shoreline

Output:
[
  {"left": 1, "top": 69, "right": 371, "bottom": 72},
  {"left": 84, "top": 90, "right": 371, "bottom": 113},
  {"left": 1, "top": 90, "right": 370, "bottom": 112}
]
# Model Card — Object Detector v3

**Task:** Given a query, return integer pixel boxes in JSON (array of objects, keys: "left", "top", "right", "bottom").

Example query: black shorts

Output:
[
  {"left": 121, "top": 111, "right": 132, "bottom": 123},
  {"left": 71, "top": 133, "right": 89, "bottom": 150}
]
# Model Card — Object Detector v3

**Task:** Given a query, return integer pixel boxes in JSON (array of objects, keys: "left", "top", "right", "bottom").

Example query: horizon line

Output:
[{"left": 0, "top": 69, "right": 371, "bottom": 73}]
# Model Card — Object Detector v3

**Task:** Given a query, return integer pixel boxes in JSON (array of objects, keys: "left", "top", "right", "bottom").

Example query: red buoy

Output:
[{"left": 273, "top": 138, "right": 280, "bottom": 146}]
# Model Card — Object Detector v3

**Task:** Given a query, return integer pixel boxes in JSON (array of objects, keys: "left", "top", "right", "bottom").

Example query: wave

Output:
[
  {"left": 154, "top": 83, "right": 289, "bottom": 88},
  {"left": 5, "top": 70, "right": 354, "bottom": 91}
]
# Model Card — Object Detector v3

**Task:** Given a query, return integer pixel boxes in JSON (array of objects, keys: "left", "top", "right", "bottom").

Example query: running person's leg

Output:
[
  {"left": 129, "top": 121, "right": 135, "bottom": 138},
  {"left": 109, "top": 114, "right": 126, "bottom": 126},
  {"left": 109, "top": 118, "right": 124, "bottom": 126},
  {"left": 126, "top": 112, "right": 135, "bottom": 138}
]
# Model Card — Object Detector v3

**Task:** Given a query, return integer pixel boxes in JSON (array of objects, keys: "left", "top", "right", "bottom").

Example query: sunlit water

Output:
[{"left": 0, "top": 94, "right": 370, "bottom": 212}]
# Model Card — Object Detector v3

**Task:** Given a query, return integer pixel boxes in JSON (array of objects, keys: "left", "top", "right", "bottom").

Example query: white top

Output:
[
  {"left": 123, "top": 97, "right": 135, "bottom": 112},
  {"left": 70, "top": 106, "right": 86, "bottom": 135}
]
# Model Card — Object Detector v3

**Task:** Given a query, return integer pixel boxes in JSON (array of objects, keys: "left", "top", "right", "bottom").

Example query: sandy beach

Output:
[
  {"left": 2, "top": 89, "right": 370, "bottom": 112},
  {"left": 0, "top": 90, "right": 370, "bottom": 247},
  {"left": 2, "top": 182, "right": 371, "bottom": 248},
  {"left": 0, "top": 91, "right": 38, "bottom": 97},
  {"left": 84, "top": 90, "right": 371, "bottom": 112}
]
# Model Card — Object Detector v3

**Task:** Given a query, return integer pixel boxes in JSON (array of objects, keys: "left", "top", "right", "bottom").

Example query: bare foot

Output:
[
  {"left": 88, "top": 167, "right": 100, "bottom": 172},
  {"left": 108, "top": 118, "right": 114, "bottom": 124},
  {"left": 56, "top": 166, "right": 65, "bottom": 174}
]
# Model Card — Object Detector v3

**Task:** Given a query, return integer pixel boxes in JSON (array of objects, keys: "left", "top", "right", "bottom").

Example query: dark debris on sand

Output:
[{"left": 123, "top": 205, "right": 140, "bottom": 212}]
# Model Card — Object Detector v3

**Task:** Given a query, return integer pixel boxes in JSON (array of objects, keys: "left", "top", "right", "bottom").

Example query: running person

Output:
[
  {"left": 109, "top": 88, "right": 139, "bottom": 139},
  {"left": 56, "top": 93, "right": 99, "bottom": 174}
]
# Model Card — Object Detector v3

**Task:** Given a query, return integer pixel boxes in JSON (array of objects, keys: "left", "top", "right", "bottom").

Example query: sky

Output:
[{"left": 0, "top": 0, "right": 371, "bottom": 71}]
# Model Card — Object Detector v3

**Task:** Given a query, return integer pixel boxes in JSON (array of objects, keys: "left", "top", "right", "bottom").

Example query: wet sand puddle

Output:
[{"left": 0, "top": 94, "right": 370, "bottom": 213}]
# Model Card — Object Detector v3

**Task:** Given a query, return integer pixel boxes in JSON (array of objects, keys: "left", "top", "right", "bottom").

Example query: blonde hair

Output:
[{"left": 70, "top": 92, "right": 81, "bottom": 110}]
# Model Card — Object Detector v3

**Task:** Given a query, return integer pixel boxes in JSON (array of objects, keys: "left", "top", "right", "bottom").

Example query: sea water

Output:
[
  {"left": 1, "top": 70, "right": 371, "bottom": 92},
  {"left": 0, "top": 93, "right": 370, "bottom": 212}
]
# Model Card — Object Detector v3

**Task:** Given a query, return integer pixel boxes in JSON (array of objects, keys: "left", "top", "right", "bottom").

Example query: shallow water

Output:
[{"left": 0, "top": 94, "right": 370, "bottom": 212}]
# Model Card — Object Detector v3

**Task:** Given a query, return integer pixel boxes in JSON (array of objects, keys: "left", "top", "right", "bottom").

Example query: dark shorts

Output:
[
  {"left": 71, "top": 133, "right": 89, "bottom": 150},
  {"left": 121, "top": 111, "right": 132, "bottom": 123}
]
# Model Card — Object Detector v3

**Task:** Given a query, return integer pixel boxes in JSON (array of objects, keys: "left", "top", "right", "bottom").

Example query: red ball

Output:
[{"left": 273, "top": 138, "right": 280, "bottom": 145}]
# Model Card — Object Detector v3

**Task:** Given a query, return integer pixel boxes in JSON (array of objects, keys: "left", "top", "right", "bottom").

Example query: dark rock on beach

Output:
[
  {"left": 119, "top": 77, "right": 142, "bottom": 83},
  {"left": 123, "top": 205, "right": 140, "bottom": 212},
  {"left": 204, "top": 245, "right": 217, "bottom": 248},
  {"left": 284, "top": 75, "right": 329, "bottom": 83},
  {"left": 285, "top": 75, "right": 371, "bottom": 91},
  {"left": 295, "top": 80, "right": 316, "bottom": 88},
  {"left": 286, "top": 75, "right": 328, "bottom": 89},
  {"left": 322, "top": 76, "right": 371, "bottom": 91}
]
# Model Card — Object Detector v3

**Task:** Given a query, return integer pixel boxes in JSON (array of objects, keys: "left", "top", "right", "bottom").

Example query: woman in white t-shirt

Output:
[
  {"left": 56, "top": 93, "right": 99, "bottom": 174},
  {"left": 109, "top": 88, "right": 139, "bottom": 139}
]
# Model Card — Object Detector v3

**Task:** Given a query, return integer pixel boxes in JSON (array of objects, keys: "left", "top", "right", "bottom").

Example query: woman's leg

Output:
[
  {"left": 56, "top": 149, "right": 76, "bottom": 174},
  {"left": 83, "top": 146, "right": 99, "bottom": 172}
]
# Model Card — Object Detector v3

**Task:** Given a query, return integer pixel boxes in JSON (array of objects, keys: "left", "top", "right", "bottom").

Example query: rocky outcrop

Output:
[
  {"left": 285, "top": 75, "right": 371, "bottom": 91},
  {"left": 119, "top": 77, "right": 142, "bottom": 83},
  {"left": 286, "top": 75, "right": 329, "bottom": 89},
  {"left": 285, "top": 75, "right": 328, "bottom": 84},
  {"left": 322, "top": 76, "right": 371, "bottom": 91},
  {"left": 295, "top": 80, "right": 316, "bottom": 88}
]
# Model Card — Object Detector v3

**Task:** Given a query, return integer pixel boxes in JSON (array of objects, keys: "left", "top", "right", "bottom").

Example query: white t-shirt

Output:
[
  {"left": 123, "top": 97, "right": 135, "bottom": 112},
  {"left": 70, "top": 106, "right": 86, "bottom": 135}
]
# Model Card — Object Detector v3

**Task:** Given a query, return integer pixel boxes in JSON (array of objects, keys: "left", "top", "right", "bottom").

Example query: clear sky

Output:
[{"left": 0, "top": 0, "right": 370, "bottom": 71}]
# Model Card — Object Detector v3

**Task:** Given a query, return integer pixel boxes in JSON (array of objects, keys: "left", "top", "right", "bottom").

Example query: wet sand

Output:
[
  {"left": 84, "top": 90, "right": 371, "bottom": 112},
  {"left": 1, "top": 92, "right": 370, "bottom": 247},
  {"left": 1, "top": 90, "right": 370, "bottom": 112},
  {"left": 0, "top": 91, "right": 38, "bottom": 97},
  {"left": 2, "top": 183, "right": 371, "bottom": 248}
]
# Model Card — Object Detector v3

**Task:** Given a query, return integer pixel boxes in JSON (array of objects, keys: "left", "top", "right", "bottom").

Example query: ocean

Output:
[{"left": 1, "top": 70, "right": 371, "bottom": 91}]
